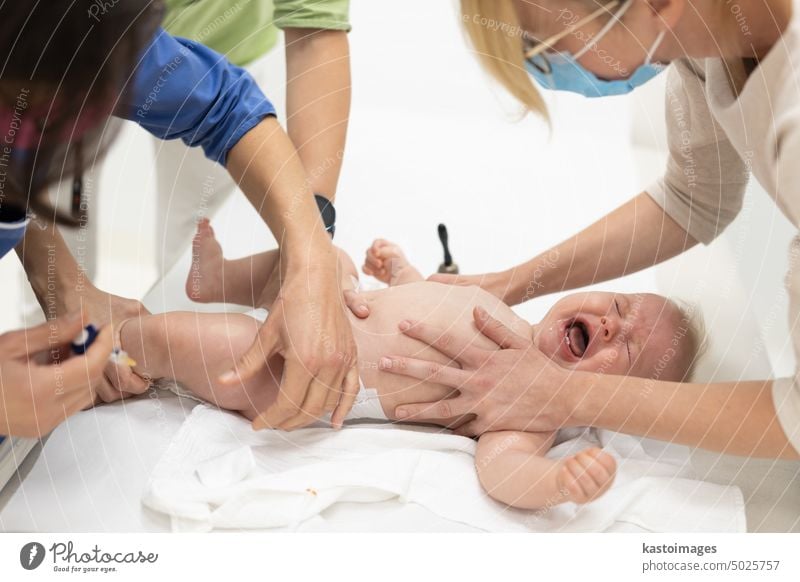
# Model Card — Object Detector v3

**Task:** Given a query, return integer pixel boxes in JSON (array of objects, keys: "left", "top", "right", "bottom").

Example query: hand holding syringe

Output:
[{"left": 71, "top": 324, "right": 137, "bottom": 368}]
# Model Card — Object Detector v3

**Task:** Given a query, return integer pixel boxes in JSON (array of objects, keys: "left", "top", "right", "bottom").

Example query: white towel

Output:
[{"left": 142, "top": 405, "right": 746, "bottom": 532}]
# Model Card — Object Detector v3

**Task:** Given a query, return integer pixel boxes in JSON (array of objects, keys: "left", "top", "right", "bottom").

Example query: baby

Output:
[{"left": 120, "top": 220, "right": 700, "bottom": 511}]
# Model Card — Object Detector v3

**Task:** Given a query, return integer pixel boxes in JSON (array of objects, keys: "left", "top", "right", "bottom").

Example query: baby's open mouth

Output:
[{"left": 565, "top": 320, "right": 590, "bottom": 358}]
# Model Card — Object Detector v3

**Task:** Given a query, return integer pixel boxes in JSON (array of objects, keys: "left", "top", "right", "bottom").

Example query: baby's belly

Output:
[{"left": 347, "top": 282, "right": 530, "bottom": 420}]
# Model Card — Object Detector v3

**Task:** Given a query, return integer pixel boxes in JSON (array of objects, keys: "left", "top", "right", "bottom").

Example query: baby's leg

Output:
[
  {"left": 476, "top": 431, "right": 617, "bottom": 510},
  {"left": 362, "top": 239, "right": 424, "bottom": 285},
  {"left": 186, "top": 219, "right": 278, "bottom": 306},
  {"left": 187, "top": 219, "right": 361, "bottom": 308},
  {"left": 121, "top": 312, "right": 283, "bottom": 420}
]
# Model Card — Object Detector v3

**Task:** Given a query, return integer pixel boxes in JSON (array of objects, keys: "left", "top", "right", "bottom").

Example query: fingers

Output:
[
  {"left": 330, "top": 365, "right": 360, "bottom": 429},
  {"left": 0, "top": 312, "right": 83, "bottom": 359},
  {"left": 394, "top": 396, "right": 472, "bottom": 423},
  {"left": 280, "top": 378, "right": 331, "bottom": 431},
  {"left": 453, "top": 420, "right": 484, "bottom": 437},
  {"left": 379, "top": 355, "right": 468, "bottom": 388},
  {"left": 343, "top": 289, "right": 370, "bottom": 319},
  {"left": 220, "top": 320, "right": 278, "bottom": 384},
  {"left": 252, "top": 358, "right": 312, "bottom": 430},
  {"left": 102, "top": 363, "right": 151, "bottom": 401},
  {"left": 395, "top": 319, "right": 480, "bottom": 365},
  {"left": 57, "top": 326, "right": 114, "bottom": 408},
  {"left": 473, "top": 307, "right": 530, "bottom": 350},
  {"left": 99, "top": 317, "right": 150, "bottom": 399}
]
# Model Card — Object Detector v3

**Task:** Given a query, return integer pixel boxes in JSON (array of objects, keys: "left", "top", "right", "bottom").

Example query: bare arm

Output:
[
  {"left": 284, "top": 28, "right": 351, "bottom": 201},
  {"left": 571, "top": 374, "right": 798, "bottom": 460},
  {"left": 434, "top": 192, "right": 697, "bottom": 305},
  {"left": 475, "top": 431, "right": 560, "bottom": 509},
  {"left": 386, "top": 308, "right": 799, "bottom": 460},
  {"left": 17, "top": 224, "right": 150, "bottom": 402},
  {"left": 212, "top": 115, "right": 360, "bottom": 431}
]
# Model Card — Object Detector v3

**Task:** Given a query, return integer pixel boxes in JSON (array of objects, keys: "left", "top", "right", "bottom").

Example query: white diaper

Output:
[{"left": 343, "top": 385, "right": 387, "bottom": 421}]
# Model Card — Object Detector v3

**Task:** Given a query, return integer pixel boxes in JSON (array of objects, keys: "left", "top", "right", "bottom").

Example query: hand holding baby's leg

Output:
[
  {"left": 362, "top": 239, "right": 423, "bottom": 285},
  {"left": 120, "top": 312, "right": 281, "bottom": 418}
]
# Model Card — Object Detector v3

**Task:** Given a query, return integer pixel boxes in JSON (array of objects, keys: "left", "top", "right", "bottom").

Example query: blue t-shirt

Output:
[
  {"left": 119, "top": 29, "right": 276, "bottom": 164},
  {"left": 0, "top": 29, "right": 276, "bottom": 261}
]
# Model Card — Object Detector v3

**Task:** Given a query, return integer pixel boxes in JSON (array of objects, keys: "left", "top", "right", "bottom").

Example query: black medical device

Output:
[{"left": 437, "top": 223, "right": 459, "bottom": 274}]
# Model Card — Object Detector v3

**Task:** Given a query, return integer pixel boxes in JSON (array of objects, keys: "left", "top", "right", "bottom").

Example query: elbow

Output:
[{"left": 475, "top": 460, "right": 503, "bottom": 504}]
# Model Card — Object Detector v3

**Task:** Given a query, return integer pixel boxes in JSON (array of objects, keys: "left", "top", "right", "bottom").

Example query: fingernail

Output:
[
  {"left": 398, "top": 320, "right": 412, "bottom": 331},
  {"left": 358, "top": 305, "right": 368, "bottom": 314},
  {"left": 396, "top": 408, "right": 408, "bottom": 419},
  {"left": 219, "top": 370, "right": 238, "bottom": 383},
  {"left": 476, "top": 307, "right": 488, "bottom": 319},
  {"left": 379, "top": 357, "right": 392, "bottom": 370}
]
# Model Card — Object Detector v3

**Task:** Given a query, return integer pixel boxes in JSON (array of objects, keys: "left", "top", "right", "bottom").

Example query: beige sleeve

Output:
[
  {"left": 774, "top": 233, "right": 800, "bottom": 452},
  {"left": 645, "top": 60, "right": 749, "bottom": 245},
  {"left": 771, "top": 105, "right": 800, "bottom": 454}
]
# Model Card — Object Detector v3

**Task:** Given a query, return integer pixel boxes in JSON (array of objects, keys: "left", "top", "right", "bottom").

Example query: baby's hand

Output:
[{"left": 362, "top": 239, "right": 410, "bottom": 284}]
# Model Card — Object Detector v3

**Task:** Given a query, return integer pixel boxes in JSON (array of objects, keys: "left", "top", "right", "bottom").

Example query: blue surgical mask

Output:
[
  {"left": 524, "top": 0, "right": 667, "bottom": 98},
  {"left": 0, "top": 209, "right": 28, "bottom": 260}
]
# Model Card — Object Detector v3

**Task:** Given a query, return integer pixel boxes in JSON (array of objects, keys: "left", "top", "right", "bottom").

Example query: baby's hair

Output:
[{"left": 669, "top": 299, "right": 708, "bottom": 383}]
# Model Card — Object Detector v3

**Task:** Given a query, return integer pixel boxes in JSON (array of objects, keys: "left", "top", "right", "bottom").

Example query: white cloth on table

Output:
[{"left": 143, "top": 405, "right": 745, "bottom": 532}]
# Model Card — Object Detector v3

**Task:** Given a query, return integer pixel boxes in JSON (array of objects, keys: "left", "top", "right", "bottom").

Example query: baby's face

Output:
[{"left": 532, "top": 292, "right": 684, "bottom": 378}]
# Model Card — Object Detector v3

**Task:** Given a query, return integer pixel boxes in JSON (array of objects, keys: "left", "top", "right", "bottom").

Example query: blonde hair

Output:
[{"left": 460, "top": 0, "right": 548, "bottom": 119}]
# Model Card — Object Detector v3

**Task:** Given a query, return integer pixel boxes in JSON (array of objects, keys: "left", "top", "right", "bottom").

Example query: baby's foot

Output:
[
  {"left": 186, "top": 219, "right": 225, "bottom": 303},
  {"left": 362, "top": 239, "right": 413, "bottom": 285},
  {"left": 557, "top": 448, "right": 617, "bottom": 504}
]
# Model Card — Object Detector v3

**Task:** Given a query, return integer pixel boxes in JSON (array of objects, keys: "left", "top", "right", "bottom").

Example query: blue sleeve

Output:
[{"left": 118, "top": 29, "right": 276, "bottom": 165}]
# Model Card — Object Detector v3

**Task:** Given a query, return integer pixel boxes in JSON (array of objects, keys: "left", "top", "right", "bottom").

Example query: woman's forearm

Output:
[
  {"left": 284, "top": 28, "right": 351, "bottom": 200},
  {"left": 505, "top": 192, "right": 697, "bottom": 305},
  {"left": 226, "top": 116, "right": 332, "bottom": 258},
  {"left": 17, "top": 224, "right": 83, "bottom": 314},
  {"left": 571, "top": 373, "right": 799, "bottom": 460}
]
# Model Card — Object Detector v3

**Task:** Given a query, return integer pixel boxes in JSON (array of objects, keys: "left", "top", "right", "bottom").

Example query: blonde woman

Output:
[{"left": 357, "top": 0, "right": 800, "bottom": 460}]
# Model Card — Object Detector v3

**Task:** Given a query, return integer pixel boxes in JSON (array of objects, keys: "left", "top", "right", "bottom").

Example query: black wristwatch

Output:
[{"left": 315, "top": 194, "right": 336, "bottom": 239}]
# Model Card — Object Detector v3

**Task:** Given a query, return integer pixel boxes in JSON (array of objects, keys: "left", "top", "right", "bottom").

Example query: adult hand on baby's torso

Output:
[
  {"left": 379, "top": 307, "right": 576, "bottom": 436},
  {"left": 220, "top": 242, "right": 361, "bottom": 431}
]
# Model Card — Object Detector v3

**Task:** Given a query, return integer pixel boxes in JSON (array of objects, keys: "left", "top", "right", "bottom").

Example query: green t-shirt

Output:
[{"left": 163, "top": 0, "right": 351, "bottom": 66}]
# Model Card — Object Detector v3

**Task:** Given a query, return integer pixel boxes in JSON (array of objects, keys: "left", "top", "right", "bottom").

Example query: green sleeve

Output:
[{"left": 273, "top": 0, "right": 351, "bottom": 31}]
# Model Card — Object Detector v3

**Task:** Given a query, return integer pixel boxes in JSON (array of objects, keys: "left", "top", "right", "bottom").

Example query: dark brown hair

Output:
[{"left": 0, "top": 0, "right": 163, "bottom": 225}]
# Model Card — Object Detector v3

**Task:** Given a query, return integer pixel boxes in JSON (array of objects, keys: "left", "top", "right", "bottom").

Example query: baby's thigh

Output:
[{"left": 169, "top": 312, "right": 283, "bottom": 415}]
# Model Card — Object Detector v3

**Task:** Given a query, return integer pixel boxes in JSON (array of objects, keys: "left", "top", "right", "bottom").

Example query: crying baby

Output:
[{"left": 119, "top": 220, "right": 702, "bottom": 511}]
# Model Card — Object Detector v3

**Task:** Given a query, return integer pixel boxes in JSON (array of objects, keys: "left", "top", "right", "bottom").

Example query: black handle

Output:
[{"left": 438, "top": 223, "right": 453, "bottom": 267}]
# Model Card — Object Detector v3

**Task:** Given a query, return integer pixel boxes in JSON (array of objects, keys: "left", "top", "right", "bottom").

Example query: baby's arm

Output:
[
  {"left": 475, "top": 431, "right": 617, "bottom": 510},
  {"left": 362, "top": 239, "right": 424, "bottom": 285}
]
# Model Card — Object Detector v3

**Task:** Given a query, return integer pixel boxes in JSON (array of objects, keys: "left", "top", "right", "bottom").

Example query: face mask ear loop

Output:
[
  {"left": 525, "top": 0, "right": 620, "bottom": 60},
  {"left": 645, "top": 29, "right": 667, "bottom": 65},
  {"left": 573, "top": 0, "right": 634, "bottom": 59}
]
